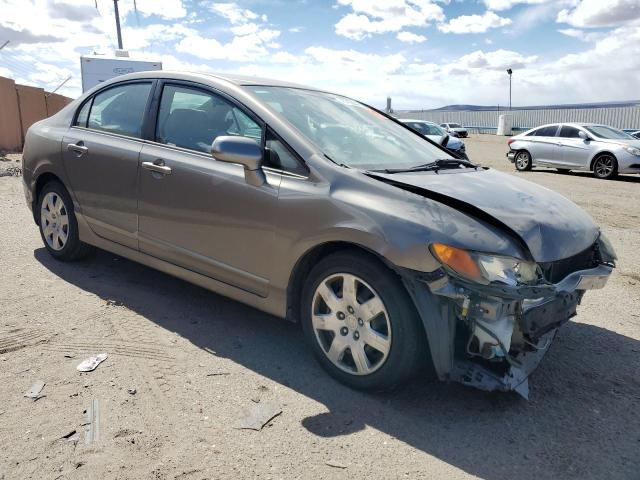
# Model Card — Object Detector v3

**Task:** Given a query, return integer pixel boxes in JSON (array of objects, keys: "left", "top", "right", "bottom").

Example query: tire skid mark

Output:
[
  {"left": 0, "top": 328, "right": 51, "bottom": 354},
  {"left": 40, "top": 346, "right": 173, "bottom": 362},
  {"left": 100, "top": 314, "right": 178, "bottom": 416}
]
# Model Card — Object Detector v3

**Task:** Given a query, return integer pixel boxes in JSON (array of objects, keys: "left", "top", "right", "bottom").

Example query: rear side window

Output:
[
  {"left": 532, "top": 125, "right": 559, "bottom": 137},
  {"left": 74, "top": 100, "right": 92, "bottom": 127},
  {"left": 155, "top": 84, "right": 261, "bottom": 154},
  {"left": 559, "top": 126, "right": 581, "bottom": 138},
  {"left": 86, "top": 83, "right": 152, "bottom": 138}
]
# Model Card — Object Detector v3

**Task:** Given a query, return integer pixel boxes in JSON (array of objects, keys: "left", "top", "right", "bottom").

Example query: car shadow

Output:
[
  {"left": 531, "top": 168, "right": 640, "bottom": 183},
  {"left": 34, "top": 248, "right": 640, "bottom": 480}
]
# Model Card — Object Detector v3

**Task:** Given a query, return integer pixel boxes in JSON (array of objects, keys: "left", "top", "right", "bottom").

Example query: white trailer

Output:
[{"left": 80, "top": 51, "right": 162, "bottom": 92}]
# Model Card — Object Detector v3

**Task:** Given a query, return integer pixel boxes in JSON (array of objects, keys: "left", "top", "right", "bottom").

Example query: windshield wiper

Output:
[{"left": 372, "top": 158, "right": 477, "bottom": 174}]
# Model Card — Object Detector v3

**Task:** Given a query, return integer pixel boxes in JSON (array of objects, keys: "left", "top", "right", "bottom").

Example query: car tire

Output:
[
  {"left": 38, "top": 181, "right": 94, "bottom": 261},
  {"left": 301, "top": 250, "right": 425, "bottom": 392},
  {"left": 556, "top": 168, "right": 571, "bottom": 174},
  {"left": 515, "top": 150, "right": 532, "bottom": 171},
  {"left": 592, "top": 154, "right": 618, "bottom": 180}
]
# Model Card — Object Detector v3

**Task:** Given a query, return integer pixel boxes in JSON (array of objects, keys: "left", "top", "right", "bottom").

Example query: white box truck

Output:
[{"left": 80, "top": 51, "right": 162, "bottom": 92}]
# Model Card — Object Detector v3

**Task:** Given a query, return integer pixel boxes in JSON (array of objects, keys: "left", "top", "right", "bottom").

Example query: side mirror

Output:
[
  {"left": 211, "top": 136, "right": 265, "bottom": 187},
  {"left": 578, "top": 131, "right": 589, "bottom": 141}
]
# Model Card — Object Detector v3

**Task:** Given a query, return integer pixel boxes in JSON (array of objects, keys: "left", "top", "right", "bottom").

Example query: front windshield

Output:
[
  {"left": 449, "top": 123, "right": 462, "bottom": 128},
  {"left": 584, "top": 125, "right": 633, "bottom": 140},
  {"left": 247, "top": 86, "right": 452, "bottom": 169}
]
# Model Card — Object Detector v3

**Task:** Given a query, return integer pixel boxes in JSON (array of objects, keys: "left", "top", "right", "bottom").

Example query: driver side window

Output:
[{"left": 155, "top": 84, "right": 261, "bottom": 154}]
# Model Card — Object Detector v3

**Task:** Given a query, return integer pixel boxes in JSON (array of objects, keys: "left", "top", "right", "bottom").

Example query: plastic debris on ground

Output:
[
  {"left": 77, "top": 354, "right": 108, "bottom": 372},
  {"left": 235, "top": 399, "right": 282, "bottom": 431}
]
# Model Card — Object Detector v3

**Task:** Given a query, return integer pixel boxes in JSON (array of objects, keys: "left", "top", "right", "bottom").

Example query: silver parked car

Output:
[
  {"left": 629, "top": 130, "right": 640, "bottom": 139},
  {"left": 507, "top": 123, "right": 640, "bottom": 179},
  {"left": 22, "top": 72, "right": 615, "bottom": 397},
  {"left": 398, "top": 119, "right": 467, "bottom": 159},
  {"left": 440, "top": 122, "right": 468, "bottom": 138}
]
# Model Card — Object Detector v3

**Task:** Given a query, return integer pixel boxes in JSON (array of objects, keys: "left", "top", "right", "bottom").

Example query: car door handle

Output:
[
  {"left": 67, "top": 142, "right": 88, "bottom": 155},
  {"left": 142, "top": 160, "right": 172, "bottom": 175}
]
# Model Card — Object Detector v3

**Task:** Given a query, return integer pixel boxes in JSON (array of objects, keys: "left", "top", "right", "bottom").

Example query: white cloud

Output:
[
  {"left": 438, "top": 11, "right": 512, "bottom": 34},
  {"left": 178, "top": 3, "right": 280, "bottom": 63},
  {"left": 396, "top": 31, "right": 427, "bottom": 43},
  {"left": 483, "top": 0, "right": 550, "bottom": 11},
  {"left": 121, "top": 0, "right": 187, "bottom": 19},
  {"left": 334, "top": 0, "right": 444, "bottom": 40},
  {"left": 210, "top": 2, "right": 259, "bottom": 25},
  {"left": 557, "top": 0, "right": 640, "bottom": 28},
  {"left": 454, "top": 49, "right": 537, "bottom": 70},
  {"left": 557, "top": 28, "right": 606, "bottom": 42}
]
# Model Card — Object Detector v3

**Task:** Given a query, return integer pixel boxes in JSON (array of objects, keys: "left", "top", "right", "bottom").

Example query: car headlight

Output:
[
  {"left": 623, "top": 145, "right": 640, "bottom": 156},
  {"left": 430, "top": 243, "right": 538, "bottom": 286}
]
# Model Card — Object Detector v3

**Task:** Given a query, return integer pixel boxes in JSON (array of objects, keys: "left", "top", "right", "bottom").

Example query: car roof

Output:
[{"left": 106, "top": 70, "right": 324, "bottom": 92}]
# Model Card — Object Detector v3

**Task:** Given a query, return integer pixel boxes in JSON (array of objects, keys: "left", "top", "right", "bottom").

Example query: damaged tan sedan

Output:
[{"left": 22, "top": 72, "right": 616, "bottom": 397}]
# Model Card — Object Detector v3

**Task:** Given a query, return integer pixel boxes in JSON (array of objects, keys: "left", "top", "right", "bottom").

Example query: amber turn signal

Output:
[{"left": 431, "top": 243, "right": 482, "bottom": 281}]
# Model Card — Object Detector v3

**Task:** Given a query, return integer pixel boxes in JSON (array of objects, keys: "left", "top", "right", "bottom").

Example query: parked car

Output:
[
  {"left": 507, "top": 123, "right": 640, "bottom": 179},
  {"left": 22, "top": 72, "right": 615, "bottom": 397},
  {"left": 398, "top": 119, "right": 468, "bottom": 159},
  {"left": 629, "top": 130, "right": 640, "bottom": 139},
  {"left": 440, "top": 122, "right": 468, "bottom": 138}
]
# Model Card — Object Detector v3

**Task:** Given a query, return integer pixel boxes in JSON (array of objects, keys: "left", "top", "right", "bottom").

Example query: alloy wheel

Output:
[
  {"left": 40, "top": 192, "right": 69, "bottom": 251},
  {"left": 515, "top": 152, "right": 530, "bottom": 170},
  {"left": 594, "top": 155, "right": 615, "bottom": 178},
  {"left": 311, "top": 273, "right": 391, "bottom": 376}
]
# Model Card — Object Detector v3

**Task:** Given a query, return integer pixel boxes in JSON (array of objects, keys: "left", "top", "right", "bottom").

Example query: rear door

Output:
[
  {"left": 527, "top": 125, "right": 560, "bottom": 165},
  {"left": 62, "top": 81, "right": 154, "bottom": 249},
  {"left": 557, "top": 125, "right": 590, "bottom": 169},
  {"left": 137, "top": 82, "right": 280, "bottom": 296}
]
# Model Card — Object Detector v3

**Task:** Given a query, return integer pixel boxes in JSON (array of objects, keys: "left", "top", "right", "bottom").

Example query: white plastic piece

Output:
[
  {"left": 473, "top": 315, "right": 515, "bottom": 358},
  {"left": 77, "top": 353, "right": 108, "bottom": 372}
]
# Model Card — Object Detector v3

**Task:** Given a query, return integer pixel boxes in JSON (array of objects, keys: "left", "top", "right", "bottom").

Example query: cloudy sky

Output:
[{"left": 0, "top": 0, "right": 639, "bottom": 109}]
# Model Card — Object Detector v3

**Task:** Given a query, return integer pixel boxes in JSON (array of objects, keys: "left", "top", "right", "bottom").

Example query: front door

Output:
[
  {"left": 62, "top": 81, "right": 153, "bottom": 249},
  {"left": 557, "top": 125, "right": 591, "bottom": 169},
  {"left": 137, "top": 82, "right": 280, "bottom": 296}
]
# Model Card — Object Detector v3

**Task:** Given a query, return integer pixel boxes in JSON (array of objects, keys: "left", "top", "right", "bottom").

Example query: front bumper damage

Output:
[{"left": 401, "top": 255, "right": 613, "bottom": 399}]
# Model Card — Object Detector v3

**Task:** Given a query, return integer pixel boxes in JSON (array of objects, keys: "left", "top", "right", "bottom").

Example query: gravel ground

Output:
[{"left": 0, "top": 136, "right": 639, "bottom": 480}]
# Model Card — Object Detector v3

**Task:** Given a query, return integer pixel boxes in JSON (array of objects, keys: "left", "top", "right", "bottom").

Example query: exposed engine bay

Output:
[{"left": 401, "top": 236, "right": 616, "bottom": 399}]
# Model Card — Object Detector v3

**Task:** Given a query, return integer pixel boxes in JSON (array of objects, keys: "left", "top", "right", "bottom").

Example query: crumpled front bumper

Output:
[{"left": 400, "top": 262, "right": 613, "bottom": 399}]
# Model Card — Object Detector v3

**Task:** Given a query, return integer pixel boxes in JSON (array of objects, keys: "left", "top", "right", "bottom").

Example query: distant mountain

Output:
[{"left": 402, "top": 100, "right": 640, "bottom": 112}]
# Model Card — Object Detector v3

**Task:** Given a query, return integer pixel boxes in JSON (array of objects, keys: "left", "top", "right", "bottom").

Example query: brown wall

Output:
[
  {"left": 0, "top": 76, "right": 73, "bottom": 152},
  {"left": 15, "top": 84, "right": 47, "bottom": 144},
  {"left": 0, "top": 77, "right": 22, "bottom": 152},
  {"left": 45, "top": 93, "right": 72, "bottom": 117}
]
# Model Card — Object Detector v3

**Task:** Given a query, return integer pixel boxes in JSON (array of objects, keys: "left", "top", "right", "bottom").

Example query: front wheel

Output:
[
  {"left": 515, "top": 150, "right": 532, "bottom": 171},
  {"left": 301, "top": 251, "right": 425, "bottom": 391},
  {"left": 592, "top": 154, "right": 618, "bottom": 179},
  {"left": 38, "top": 181, "right": 93, "bottom": 261}
]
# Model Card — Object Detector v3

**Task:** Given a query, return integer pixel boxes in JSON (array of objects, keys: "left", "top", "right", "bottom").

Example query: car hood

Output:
[
  {"left": 370, "top": 168, "right": 599, "bottom": 262},
  {"left": 597, "top": 138, "right": 640, "bottom": 148},
  {"left": 451, "top": 127, "right": 467, "bottom": 132}
]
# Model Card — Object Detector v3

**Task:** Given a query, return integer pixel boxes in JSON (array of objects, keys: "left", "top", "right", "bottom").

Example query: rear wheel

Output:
[
  {"left": 592, "top": 154, "right": 618, "bottom": 179},
  {"left": 301, "top": 251, "right": 424, "bottom": 391},
  {"left": 38, "top": 181, "right": 93, "bottom": 261},
  {"left": 515, "top": 150, "right": 532, "bottom": 171}
]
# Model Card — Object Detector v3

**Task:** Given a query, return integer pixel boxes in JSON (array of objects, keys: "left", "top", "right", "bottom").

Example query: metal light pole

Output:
[
  {"left": 113, "top": 0, "right": 123, "bottom": 49},
  {"left": 506, "top": 68, "right": 513, "bottom": 111}
]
